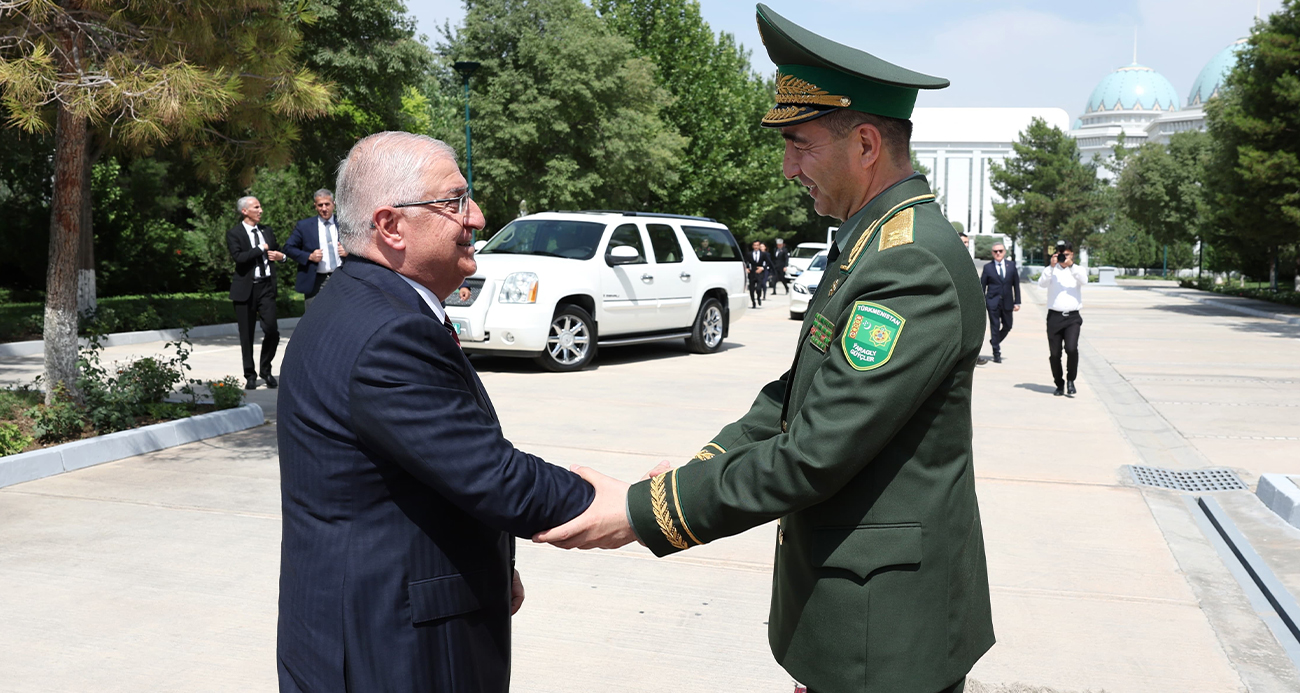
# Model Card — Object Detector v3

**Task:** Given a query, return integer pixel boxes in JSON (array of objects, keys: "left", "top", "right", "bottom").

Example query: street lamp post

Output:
[{"left": 453, "top": 61, "right": 481, "bottom": 202}]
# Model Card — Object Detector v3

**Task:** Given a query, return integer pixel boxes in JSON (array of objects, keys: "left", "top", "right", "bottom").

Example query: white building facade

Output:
[{"left": 911, "top": 107, "right": 1072, "bottom": 260}]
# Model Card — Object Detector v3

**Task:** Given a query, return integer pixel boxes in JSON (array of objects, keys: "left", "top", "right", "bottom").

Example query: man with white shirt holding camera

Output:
[{"left": 1039, "top": 241, "right": 1085, "bottom": 397}]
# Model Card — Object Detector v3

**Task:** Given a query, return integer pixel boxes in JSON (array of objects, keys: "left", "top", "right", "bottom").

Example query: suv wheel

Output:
[
  {"left": 686, "top": 298, "right": 725, "bottom": 354},
  {"left": 535, "top": 306, "right": 597, "bottom": 372}
]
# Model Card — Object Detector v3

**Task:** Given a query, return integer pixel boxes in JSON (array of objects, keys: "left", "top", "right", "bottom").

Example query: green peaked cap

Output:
[{"left": 756, "top": 3, "right": 948, "bottom": 126}]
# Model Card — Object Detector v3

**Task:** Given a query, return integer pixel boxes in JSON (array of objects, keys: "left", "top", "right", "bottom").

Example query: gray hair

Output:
[
  {"left": 335, "top": 132, "right": 458, "bottom": 253},
  {"left": 313, "top": 189, "right": 333, "bottom": 201},
  {"left": 236, "top": 196, "right": 258, "bottom": 216}
]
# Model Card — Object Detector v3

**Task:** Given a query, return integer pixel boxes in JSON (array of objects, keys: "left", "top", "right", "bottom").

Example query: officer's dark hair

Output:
[{"left": 818, "top": 109, "right": 913, "bottom": 162}]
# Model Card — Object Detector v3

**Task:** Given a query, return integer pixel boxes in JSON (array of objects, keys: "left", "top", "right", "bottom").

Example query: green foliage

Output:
[
  {"left": 989, "top": 118, "right": 1106, "bottom": 254},
  {"left": 443, "top": 0, "right": 686, "bottom": 229},
  {"left": 1205, "top": 2, "right": 1300, "bottom": 282},
  {"left": 77, "top": 334, "right": 194, "bottom": 434},
  {"left": 1116, "top": 132, "right": 1211, "bottom": 247},
  {"left": 595, "top": 0, "right": 810, "bottom": 236},
  {"left": 0, "top": 293, "right": 304, "bottom": 342},
  {"left": 0, "top": 421, "right": 32, "bottom": 456},
  {"left": 209, "top": 376, "right": 246, "bottom": 410},
  {"left": 1179, "top": 278, "right": 1300, "bottom": 307},
  {"left": 26, "top": 384, "right": 86, "bottom": 444},
  {"left": 0, "top": 386, "right": 40, "bottom": 419},
  {"left": 973, "top": 235, "right": 998, "bottom": 261}
]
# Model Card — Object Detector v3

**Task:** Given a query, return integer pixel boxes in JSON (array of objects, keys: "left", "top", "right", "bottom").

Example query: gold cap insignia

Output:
[{"left": 774, "top": 73, "right": 852, "bottom": 108}]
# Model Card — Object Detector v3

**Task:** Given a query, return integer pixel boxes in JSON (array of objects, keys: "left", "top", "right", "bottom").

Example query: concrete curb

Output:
[
  {"left": 0, "top": 318, "right": 301, "bottom": 358},
  {"left": 0, "top": 403, "right": 264, "bottom": 489},
  {"left": 1256, "top": 473, "right": 1300, "bottom": 530},
  {"left": 1154, "top": 288, "right": 1300, "bottom": 326}
]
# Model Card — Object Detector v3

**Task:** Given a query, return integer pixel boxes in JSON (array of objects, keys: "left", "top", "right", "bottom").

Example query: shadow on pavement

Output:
[
  {"left": 467, "top": 340, "right": 747, "bottom": 373},
  {"left": 1149, "top": 303, "right": 1300, "bottom": 339},
  {"left": 1014, "top": 383, "right": 1059, "bottom": 395}
]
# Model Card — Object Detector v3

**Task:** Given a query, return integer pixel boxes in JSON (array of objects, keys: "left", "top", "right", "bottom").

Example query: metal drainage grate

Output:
[{"left": 1128, "top": 465, "right": 1247, "bottom": 492}]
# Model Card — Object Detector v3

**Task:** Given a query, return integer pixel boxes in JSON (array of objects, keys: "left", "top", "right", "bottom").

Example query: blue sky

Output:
[{"left": 407, "top": 0, "right": 1277, "bottom": 119}]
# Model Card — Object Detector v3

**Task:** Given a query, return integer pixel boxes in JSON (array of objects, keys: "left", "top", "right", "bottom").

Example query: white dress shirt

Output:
[
  {"left": 317, "top": 216, "right": 341, "bottom": 274},
  {"left": 243, "top": 221, "right": 268, "bottom": 279},
  {"left": 1038, "top": 263, "right": 1086, "bottom": 312},
  {"left": 397, "top": 274, "right": 447, "bottom": 323}
]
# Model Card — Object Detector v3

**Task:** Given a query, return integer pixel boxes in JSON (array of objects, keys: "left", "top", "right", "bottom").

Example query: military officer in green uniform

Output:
[{"left": 536, "top": 5, "right": 994, "bottom": 692}]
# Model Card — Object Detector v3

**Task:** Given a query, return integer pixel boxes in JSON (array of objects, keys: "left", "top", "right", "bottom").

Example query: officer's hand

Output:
[
  {"left": 640, "top": 461, "right": 671, "bottom": 481},
  {"left": 309, "top": 249, "right": 323, "bottom": 263},
  {"left": 533, "top": 466, "right": 635, "bottom": 550}
]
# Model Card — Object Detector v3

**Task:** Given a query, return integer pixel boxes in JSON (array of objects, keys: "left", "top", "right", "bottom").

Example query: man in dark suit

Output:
[
  {"left": 979, "top": 241, "right": 1021, "bottom": 363},
  {"left": 284, "top": 188, "right": 349, "bottom": 310},
  {"left": 276, "top": 131, "right": 595, "bottom": 693},
  {"left": 227, "top": 196, "right": 286, "bottom": 390},
  {"left": 745, "top": 240, "right": 772, "bottom": 308},
  {"left": 769, "top": 238, "right": 791, "bottom": 294}
]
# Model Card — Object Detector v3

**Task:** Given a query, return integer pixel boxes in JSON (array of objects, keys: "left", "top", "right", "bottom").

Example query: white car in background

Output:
[
  {"left": 444, "top": 211, "right": 748, "bottom": 371},
  {"left": 788, "top": 250, "right": 829, "bottom": 320},
  {"left": 785, "top": 242, "right": 830, "bottom": 282}
]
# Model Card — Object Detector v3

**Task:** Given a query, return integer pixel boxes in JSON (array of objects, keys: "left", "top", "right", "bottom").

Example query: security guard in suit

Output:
[{"left": 625, "top": 6, "right": 994, "bottom": 692}]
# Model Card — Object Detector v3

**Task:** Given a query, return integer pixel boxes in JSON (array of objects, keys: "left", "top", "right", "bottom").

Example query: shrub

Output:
[
  {"left": 27, "top": 385, "right": 87, "bottom": 444},
  {"left": 0, "top": 422, "right": 33, "bottom": 456},
  {"left": 209, "top": 376, "right": 245, "bottom": 410}
]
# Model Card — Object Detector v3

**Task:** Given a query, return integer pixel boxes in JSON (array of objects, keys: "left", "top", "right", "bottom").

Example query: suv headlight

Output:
[
  {"left": 499, "top": 272, "right": 539, "bottom": 303},
  {"left": 793, "top": 283, "right": 808, "bottom": 294}
]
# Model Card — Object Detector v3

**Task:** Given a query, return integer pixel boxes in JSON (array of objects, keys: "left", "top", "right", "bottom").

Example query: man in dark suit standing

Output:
[
  {"left": 979, "top": 241, "right": 1020, "bottom": 363},
  {"left": 769, "top": 238, "right": 791, "bottom": 294},
  {"left": 276, "top": 131, "right": 595, "bottom": 693},
  {"left": 227, "top": 196, "right": 285, "bottom": 390},
  {"left": 284, "top": 188, "right": 348, "bottom": 310},
  {"left": 745, "top": 240, "right": 771, "bottom": 308}
]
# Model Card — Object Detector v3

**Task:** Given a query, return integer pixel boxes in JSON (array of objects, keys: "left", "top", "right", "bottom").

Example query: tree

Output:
[
  {"left": 1205, "top": 1, "right": 1300, "bottom": 290},
  {"left": 595, "top": 0, "right": 807, "bottom": 234},
  {"left": 989, "top": 118, "right": 1106, "bottom": 258},
  {"left": 0, "top": 0, "right": 330, "bottom": 402},
  {"left": 441, "top": 0, "right": 685, "bottom": 228},
  {"left": 294, "top": 0, "right": 434, "bottom": 178},
  {"left": 1116, "top": 131, "right": 1212, "bottom": 274}
]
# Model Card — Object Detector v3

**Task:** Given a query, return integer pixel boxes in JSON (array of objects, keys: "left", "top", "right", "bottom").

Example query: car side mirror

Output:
[
  {"left": 606, "top": 245, "right": 640, "bottom": 266},
  {"left": 473, "top": 240, "right": 488, "bottom": 252}
]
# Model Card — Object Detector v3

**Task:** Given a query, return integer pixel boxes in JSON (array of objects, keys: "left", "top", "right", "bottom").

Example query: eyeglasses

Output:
[
  {"left": 393, "top": 191, "right": 471, "bottom": 216},
  {"left": 992, "top": 249, "right": 1005, "bottom": 253}
]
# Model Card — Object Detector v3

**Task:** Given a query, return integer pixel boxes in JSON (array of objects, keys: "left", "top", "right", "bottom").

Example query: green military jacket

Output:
[{"left": 628, "top": 175, "right": 995, "bottom": 693}]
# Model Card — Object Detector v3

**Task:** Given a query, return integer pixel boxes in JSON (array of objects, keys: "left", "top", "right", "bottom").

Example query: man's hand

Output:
[
  {"left": 1062, "top": 255, "right": 1074, "bottom": 269},
  {"left": 338, "top": 243, "right": 348, "bottom": 257},
  {"left": 510, "top": 569, "right": 524, "bottom": 615},
  {"left": 309, "top": 248, "right": 323, "bottom": 263},
  {"left": 532, "top": 466, "right": 634, "bottom": 550},
  {"left": 267, "top": 250, "right": 286, "bottom": 262},
  {"left": 1013, "top": 305, "right": 1021, "bottom": 312},
  {"left": 1048, "top": 252, "right": 1058, "bottom": 268},
  {"left": 641, "top": 461, "right": 671, "bottom": 480}
]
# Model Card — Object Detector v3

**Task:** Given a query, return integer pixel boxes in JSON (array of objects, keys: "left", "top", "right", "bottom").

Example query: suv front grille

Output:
[{"left": 445, "top": 278, "right": 486, "bottom": 307}]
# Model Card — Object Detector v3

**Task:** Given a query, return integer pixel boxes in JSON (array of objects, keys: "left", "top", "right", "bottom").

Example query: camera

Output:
[{"left": 1056, "top": 251, "right": 1068, "bottom": 263}]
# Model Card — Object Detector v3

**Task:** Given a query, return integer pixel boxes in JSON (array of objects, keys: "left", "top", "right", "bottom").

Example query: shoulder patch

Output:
[
  {"left": 877, "top": 207, "right": 915, "bottom": 251},
  {"left": 841, "top": 301, "right": 906, "bottom": 371}
]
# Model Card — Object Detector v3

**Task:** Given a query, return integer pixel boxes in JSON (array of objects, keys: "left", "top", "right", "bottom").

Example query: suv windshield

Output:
[
  {"left": 479, "top": 219, "right": 605, "bottom": 260},
  {"left": 808, "top": 254, "right": 828, "bottom": 271},
  {"left": 792, "top": 246, "right": 826, "bottom": 259}
]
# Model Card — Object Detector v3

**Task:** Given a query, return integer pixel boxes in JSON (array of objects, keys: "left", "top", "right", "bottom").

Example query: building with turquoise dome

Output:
[
  {"left": 1069, "top": 62, "right": 1181, "bottom": 171},
  {"left": 1144, "top": 38, "right": 1248, "bottom": 145},
  {"left": 1071, "top": 38, "right": 1248, "bottom": 169}
]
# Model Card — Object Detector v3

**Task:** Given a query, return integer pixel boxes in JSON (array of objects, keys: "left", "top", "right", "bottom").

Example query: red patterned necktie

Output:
[{"left": 442, "top": 316, "right": 460, "bottom": 346}]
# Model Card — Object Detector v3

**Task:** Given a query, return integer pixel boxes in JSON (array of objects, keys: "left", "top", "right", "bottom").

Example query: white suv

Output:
[{"left": 445, "top": 211, "right": 748, "bottom": 371}]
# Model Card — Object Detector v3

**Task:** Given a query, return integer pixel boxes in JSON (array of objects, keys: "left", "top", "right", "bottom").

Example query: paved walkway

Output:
[{"left": 1, "top": 283, "right": 1299, "bottom": 692}]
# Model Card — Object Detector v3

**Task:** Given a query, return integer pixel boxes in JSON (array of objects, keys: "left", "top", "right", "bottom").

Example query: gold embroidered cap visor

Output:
[{"left": 756, "top": 3, "right": 949, "bottom": 127}]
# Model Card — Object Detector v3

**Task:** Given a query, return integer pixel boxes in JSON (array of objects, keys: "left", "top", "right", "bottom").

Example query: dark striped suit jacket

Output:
[{"left": 276, "top": 256, "right": 594, "bottom": 693}]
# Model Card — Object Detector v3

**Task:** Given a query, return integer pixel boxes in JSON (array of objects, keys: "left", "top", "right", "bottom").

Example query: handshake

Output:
[{"left": 531, "top": 461, "right": 672, "bottom": 550}]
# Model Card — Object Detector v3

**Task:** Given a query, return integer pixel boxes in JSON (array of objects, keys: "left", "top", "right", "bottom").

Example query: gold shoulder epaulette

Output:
[
  {"left": 878, "top": 207, "right": 915, "bottom": 251},
  {"left": 840, "top": 194, "right": 935, "bottom": 271}
]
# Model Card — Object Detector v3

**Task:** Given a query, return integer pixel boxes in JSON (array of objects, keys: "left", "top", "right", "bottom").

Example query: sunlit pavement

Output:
[{"left": 2, "top": 282, "right": 1299, "bottom": 691}]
